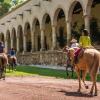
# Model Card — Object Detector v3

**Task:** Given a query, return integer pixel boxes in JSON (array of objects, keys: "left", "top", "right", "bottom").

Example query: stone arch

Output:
[
  {"left": 42, "top": 13, "right": 52, "bottom": 50},
  {"left": 24, "top": 22, "right": 31, "bottom": 52},
  {"left": 68, "top": 1, "right": 84, "bottom": 40},
  {"left": 68, "top": 1, "right": 84, "bottom": 22},
  {"left": 0, "top": 33, "right": 4, "bottom": 42},
  {"left": 53, "top": 8, "right": 67, "bottom": 49},
  {"left": 42, "top": 13, "right": 51, "bottom": 28},
  {"left": 17, "top": 25, "right": 23, "bottom": 52},
  {"left": 12, "top": 28, "right": 17, "bottom": 50},
  {"left": 32, "top": 18, "right": 41, "bottom": 51},
  {"left": 6, "top": 30, "right": 11, "bottom": 51},
  {"left": 90, "top": 0, "right": 100, "bottom": 44},
  {"left": 86, "top": 0, "right": 93, "bottom": 15},
  {"left": 53, "top": 8, "right": 66, "bottom": 25},
  {"left": 32, "top": 18, "right": 40, "bottom": 31}
]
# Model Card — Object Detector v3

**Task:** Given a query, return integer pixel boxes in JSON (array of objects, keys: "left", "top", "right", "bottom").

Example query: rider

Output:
[
  {"left": 74, "top": 29, "right": 92, "bottom": 64},
  {"left": 0, "top": 41, "right": 5, "bottom": 53},
  {"left": 0, "top": 41, "right": 8, "bottom": 65},
  {"left": 79, "top": 29, "right": 92, "bottom": 48},
  {"left": 10, "top": 48, "right": 16, "bottom": 56},
  {"left": 70, "top": 36, "right": 79, "bottom": 50}
]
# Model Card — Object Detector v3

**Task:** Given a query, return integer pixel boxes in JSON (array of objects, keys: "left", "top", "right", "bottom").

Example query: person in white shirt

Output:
[{"left": 70, "top": 37, "right": 79, "bottom": 49}]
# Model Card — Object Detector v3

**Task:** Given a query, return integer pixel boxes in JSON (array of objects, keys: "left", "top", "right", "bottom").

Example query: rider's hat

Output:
[{"left": 70, "top": 39, "right": 77, "bottom": 43}]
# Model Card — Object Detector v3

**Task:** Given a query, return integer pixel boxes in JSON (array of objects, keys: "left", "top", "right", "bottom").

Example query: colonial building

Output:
[{"left": 0, "top": 0, "right": 100, "bottom": 65}]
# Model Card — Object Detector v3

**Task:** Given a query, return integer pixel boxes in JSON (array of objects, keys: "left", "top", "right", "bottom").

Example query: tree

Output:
[
  {"left": 0, "top": 1, "right": 11, "bottom": 17},
  {"left": 9, "top": 0, "right": 27, "bottom": 11},
  {"left": 0, "top": 0, "right": 26, "bottom": 16},
  {"left": 0, "top": 0, "right": 4, "bottom": 3}
]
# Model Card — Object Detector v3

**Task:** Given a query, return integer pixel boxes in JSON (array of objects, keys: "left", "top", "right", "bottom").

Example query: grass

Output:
[
  {"left": 6, "top": 66, "right": 100, "bottom": 82},
  {"left": 4, "top": 0, "right": 11, "bottom": 3},
  {"left": 6, "top": 66, "right": 68, "bottom": 78}
]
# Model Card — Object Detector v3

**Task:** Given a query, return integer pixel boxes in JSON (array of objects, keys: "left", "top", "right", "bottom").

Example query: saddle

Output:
[
  {"left": 74, "top": 48, "right": 85, "bottom": 64},
  {"left": 78, "top": 49, "right": 84, "bottom": 58}
]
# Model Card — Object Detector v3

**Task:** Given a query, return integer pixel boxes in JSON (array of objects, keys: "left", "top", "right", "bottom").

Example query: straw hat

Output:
[{"left": 70, "top": 39, "right": 77, "bottom": 43}]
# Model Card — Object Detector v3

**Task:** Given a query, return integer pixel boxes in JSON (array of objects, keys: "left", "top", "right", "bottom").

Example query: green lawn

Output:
[
  {"left": 4, "top": 0, "right": 11, "bottom": 3},
  {"left": 6, "top": 66, "right": 100, "bottom": 82}
]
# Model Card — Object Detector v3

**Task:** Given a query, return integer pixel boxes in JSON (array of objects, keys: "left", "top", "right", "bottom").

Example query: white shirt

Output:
[{"left": 71, "top": 43, "right": 79, "bottom": 48}]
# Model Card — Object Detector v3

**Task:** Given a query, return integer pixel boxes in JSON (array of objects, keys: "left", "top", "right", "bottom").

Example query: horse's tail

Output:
[
  {"left": 91, "top": 53, "right": 100, "bottom": 75},
  {"left": 0, "top": 56, "right": 4, "bottom": 68},
  {"left": 13, "top": 57, "right": 16, "bottom": 64},
  {"left": 0, "top": 56, "right": 4, "bottom": 65}
]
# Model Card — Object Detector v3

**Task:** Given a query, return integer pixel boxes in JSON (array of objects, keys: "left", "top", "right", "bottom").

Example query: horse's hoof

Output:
[
  {"left": 89, "top": 91, "right": 93, "bottom": 97},
  {"left": 94, "top": 92, "right": 98, "bottom": 96},
  {"left": 77, "top": 89, "right": 81, "bottom": 93},
  {"left": 85, "top": 85, "right": 89, "bottom": 89},
  {"left": 3, "top": 78, "right": 5, "bottom": 80},
  {"left": 88, "top": 93, "right": 93, "bottom": 97}
]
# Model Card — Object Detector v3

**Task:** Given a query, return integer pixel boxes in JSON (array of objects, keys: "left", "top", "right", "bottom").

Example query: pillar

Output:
[
  {"left": 40, "top": 28, "right": 45, "bottom": 51},
  {"left": 66, "top": 20, "right": 71, "bottom": 45},
  {"left": 17, "top": 36, "right": 19, "bottom": 52},
  {"left": 84, "top": 15, "right": 90, "bottom": 33},
  {"left": 31, "top": 30, "right": 35, "bottom": 52},
  {"left": 52, "top": 25, "right": 56, "bottom": 50},
  {"left": 11, "top": 38, "right": 13, "bottom": 49},
  {"left": 23, "top": 35, "right": 27, "bottom": 52}
]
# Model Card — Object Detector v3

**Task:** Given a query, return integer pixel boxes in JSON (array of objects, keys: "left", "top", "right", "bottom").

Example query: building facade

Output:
[{"left": 0, "top": 0, "right": 100, "bottom": 65}]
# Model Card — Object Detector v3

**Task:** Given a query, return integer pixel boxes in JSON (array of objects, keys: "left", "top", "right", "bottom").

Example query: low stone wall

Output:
[{"left": 17, "top": 50, "right": 66, "bottom": 66}]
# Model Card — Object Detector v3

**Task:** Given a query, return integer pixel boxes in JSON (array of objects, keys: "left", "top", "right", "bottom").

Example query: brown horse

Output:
[
  {"left": 0, "top": 53, "right": 8, "bottom": 79},
  {"left": 8, "top": 55, "right": 17, "bottom": 71},
  {"left": 68, "top": 48, "right": 100, "bottom": 96}
]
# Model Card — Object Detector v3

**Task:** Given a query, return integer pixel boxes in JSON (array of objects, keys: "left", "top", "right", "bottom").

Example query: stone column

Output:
[
  {"left": 17, "top": 36, "right": 19, "bottom": 52},
  {"left": 52, "top": 25, "right": 56, "bottom": 50},
  {"left": 4, "top": 39, "right": 8, "bottom": 53},
  {"left": 40, "top": 29, "right": 45, "bottom": 51},
  {"left": 23, "top": 35, "right": 27, "bottom": 52},
  {"left": 66, "top": 20, "right": 71, "bottom": 45},
  {"left": 11, "top": 38, "right": 13, "bottom": 49},
  {"left": 84, "top": 15, "right": 90, "bottom": 33},
  {"left": 31, "top": 30, "right": 35, "bottom": 52}
]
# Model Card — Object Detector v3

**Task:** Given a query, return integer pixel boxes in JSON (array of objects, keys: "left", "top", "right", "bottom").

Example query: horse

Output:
[
  {"left": 67, "top": 47, "right": 100, "bottom": 96},
  {"left": 8, "top": 55, "right": 17, "bottom": 71},
  {"left": 0, "top": 53, "right": 8, "bottom": 80}
]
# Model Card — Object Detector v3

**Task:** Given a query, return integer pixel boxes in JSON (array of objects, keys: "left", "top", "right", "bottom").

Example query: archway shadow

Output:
[{"left": 58, "top": 89, "right": 93, "bottom": 98}]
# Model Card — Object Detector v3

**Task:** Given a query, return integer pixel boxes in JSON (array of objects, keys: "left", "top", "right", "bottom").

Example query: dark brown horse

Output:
[
  {"left": 8, "top": 55, "right": 17, "bottom": 71},
  {"left": 0, "top": 53, "right": 8, "bottom": 80}
]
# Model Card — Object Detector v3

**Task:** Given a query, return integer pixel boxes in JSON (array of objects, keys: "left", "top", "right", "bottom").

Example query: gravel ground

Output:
[{"left": 0, "top": 76, "right": 100, "bottom": 100}]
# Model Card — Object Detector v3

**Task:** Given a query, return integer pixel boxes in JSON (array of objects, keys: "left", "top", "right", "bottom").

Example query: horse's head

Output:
[
  {"left": 63, "top": 46, "right": 75, "bottom": 58},
  {"left": 68, "top": 48, "right": 75, "bottom": 58}
]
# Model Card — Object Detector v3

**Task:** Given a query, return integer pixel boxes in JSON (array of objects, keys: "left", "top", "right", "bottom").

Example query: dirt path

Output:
[{"left": 0, "top": 76, "right": 100, "bottom": 100}]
